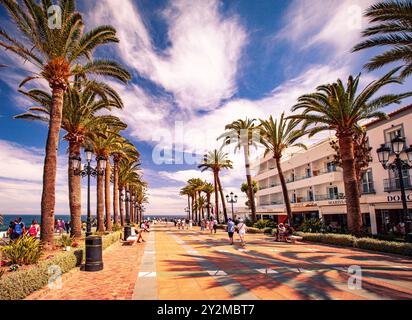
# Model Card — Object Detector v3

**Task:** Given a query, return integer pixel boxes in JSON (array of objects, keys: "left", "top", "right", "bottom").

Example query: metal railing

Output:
[{"left": 384, "top": 176, "right": 412, "bottom": 192}]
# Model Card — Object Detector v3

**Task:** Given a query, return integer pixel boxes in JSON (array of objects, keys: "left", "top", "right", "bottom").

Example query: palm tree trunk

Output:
[
  {"left": 113, "top": 160, "right": 119, "bottom": 226},
  {"left": 207, "top": 194, "right": 211, "bottom": 219},
  {"left": 40, "top": 86, "right": 64, "bottom": 246},
  {"left": 191, "top": 195, "right": 195, "bottom": 222},
  {"left": 244, "top": 146, "right": 257, "bottom": 222},
  {"left": 338, "top": 134, "right": 362, "bottom": 235},
  {"left": 187, "top": 195, "right": 191, "bottom": 220},
  {"left": 68, "top": 141, "right": 82, "bottom": 238},
  {"left": 125, "top": 186, "right": 130, "bottom": 224},
  {"left": 276, "top": 157, "right": 293, "bottom": 225},
  {"left": 217, "top": 174, "right": 228, "bottom": 223},
  {"left": 213, "top": 171, "right": 219, "bottom": 223},
  {"left": 105, "top": 158, "right": 112, "bottom": 232},
  {"left": 96, "top": 160, "right": 105, "bottom": 232},
  {"left": 119, "top": 186, "right": 124, "bottom": 226}
]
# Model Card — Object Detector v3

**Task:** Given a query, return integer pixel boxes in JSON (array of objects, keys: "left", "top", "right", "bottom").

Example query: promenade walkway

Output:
[{"left": 27, "top": 223, "right": 412, "bottom": 300}]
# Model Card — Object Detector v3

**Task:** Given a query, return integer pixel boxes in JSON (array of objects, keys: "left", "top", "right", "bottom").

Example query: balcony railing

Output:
[{"left": 384, "top": 176, "right": 412, "bottom": 192}]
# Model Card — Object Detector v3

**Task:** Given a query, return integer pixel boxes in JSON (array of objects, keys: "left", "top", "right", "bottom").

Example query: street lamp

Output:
[
  {"left": 226, "top": 192, "right": 238, "bottom": 220},
  {"left": 70, "top": 150, "right": 106, "bottom": 237},
  {"left": 377, "top": 135, "right": 412, "bottom": 238}
]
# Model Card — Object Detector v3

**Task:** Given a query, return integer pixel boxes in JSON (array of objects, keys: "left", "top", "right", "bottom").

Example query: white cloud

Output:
[{"left": 90, "top": 0, "right": 247, "bottom": 111}]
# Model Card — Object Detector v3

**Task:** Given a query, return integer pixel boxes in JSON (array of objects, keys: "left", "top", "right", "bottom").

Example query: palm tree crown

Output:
[{"left": 353, "top": 0, "right": 412, "bottom": 79}]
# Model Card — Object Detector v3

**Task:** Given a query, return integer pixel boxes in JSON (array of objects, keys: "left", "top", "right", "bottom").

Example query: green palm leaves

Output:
[{"left": 353, "top": 0, "right": 412, "bottom": 79}]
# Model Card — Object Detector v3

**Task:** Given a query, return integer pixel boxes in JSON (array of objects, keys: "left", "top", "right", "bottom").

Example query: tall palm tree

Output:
[
  {"left": 90, "top": 124, "right": 127, "bottom": 231},
  {"left": 188, "top": 178, "right": 205, "bottom": 222},
  {"left": 0, "top": 0, "right": 131, "bottom": 245},
  {"left": 353, "top": 0, "right": 412, "bottom": 79},
  {"left": 259, "top": 113, "right": 307, "bottom": 225},
  {"left": 180, "top": 185, "right": 193, "bottom": 220},
  {"left": 15, "top": 79, "right": 124, "bottom": 238},
  {"left": 111, "top": 138, "right": 140, "bottom": 226},
  {"left": 219, "top": 118, "right": 259, "bottom": 222},
  {"left": 194, "top": 196, "right": 207, "bottom": 220},
  {"left": 290, "top": 69, "right": 412, "bottom": 234},
  {"left": 202, "top": 182, "right": 214, "bottom": 219},
  {"left": 118, "top": 159, "right": 142, "bottom": 225},
  {"left": 198, "top": 150, "right": 233, "bottom": 223}
]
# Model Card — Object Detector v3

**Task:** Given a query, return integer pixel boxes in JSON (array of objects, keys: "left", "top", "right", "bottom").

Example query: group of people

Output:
[
  {"left": 7, "top": 218, "right": 40, "bottom": 240},
  {"left": 128, "top": 220, "right": 151, "bottom": 244},
  {"left": 274, "top": 222, "right": 294, "bottom": 242},
  {"left": 54, "top": 219, "right": 71, "bottom": 235}
]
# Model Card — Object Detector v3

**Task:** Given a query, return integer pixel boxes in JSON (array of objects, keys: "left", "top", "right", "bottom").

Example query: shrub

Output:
[
  {"left": 295, "top": 232, "right": 355, "bottom": 247},
  {"left": 300, "top": 218, "right": 325, "bottom": 233},
  {"left": 253, "top": 219, "right": 276, "bottom": 230},
  {"left": 246, "top": 227, "right": 264, "bottom": 234},
  {"left": 263, "top": 227, "right": 273, "bottom": 235},
  {"left": 112, "top": 223, "right": 122, "bottom": 232},
  {"left": 354, "top": 238, "right": 412, "bottom": 256},
  {"left": 59, "top": 234, "right": 75, "bottom": 248},
  {"left": 1, "top": 236, "right": 43, "bottom": 265},
  {"left": 0, "top": 231, "right": 121, "bottom": 300}
]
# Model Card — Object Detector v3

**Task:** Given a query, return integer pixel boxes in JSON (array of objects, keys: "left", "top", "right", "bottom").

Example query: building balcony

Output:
[{"left": 384, "top": 177, "right": 412, "bottom": 192}]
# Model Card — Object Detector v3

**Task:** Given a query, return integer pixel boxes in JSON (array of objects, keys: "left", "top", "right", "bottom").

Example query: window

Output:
[
  {"left": 328, "top": 186, "right": 339, "bottom": 199},
  {"left": 327, "top": 162, "right": 336, "bottom": 172},
  {"left": 361, "top": 169, "right": 375, "bottom": 194},
  {"left": 385, "top": 125, "right": 405, "bottom": 151},
  {"left": 291, "top": 192, "right": 297, "bottom": 203}
]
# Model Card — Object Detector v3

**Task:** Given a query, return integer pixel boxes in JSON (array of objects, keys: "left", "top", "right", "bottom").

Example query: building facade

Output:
[{"left": 249, "top": 105, "right": 412, "bottom": 235}]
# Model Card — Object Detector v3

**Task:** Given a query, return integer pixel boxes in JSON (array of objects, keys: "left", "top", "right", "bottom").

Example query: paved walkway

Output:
[{"left": 27, "top": 224, "right": 412, "bottom": 300}]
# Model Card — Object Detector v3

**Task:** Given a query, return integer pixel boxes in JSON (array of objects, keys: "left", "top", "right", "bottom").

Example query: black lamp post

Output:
[
  {"left": 70, "top": 149, "right": 106, "bottom": 237},
  {"left": 377, "top": 135, "right": 412, "bottom": 238},
  {"left": 226, "top": 192, "right": 238, "bottom": 220}
]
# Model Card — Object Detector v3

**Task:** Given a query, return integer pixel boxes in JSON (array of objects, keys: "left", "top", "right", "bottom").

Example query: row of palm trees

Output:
[
  {"left": 181, "top": 0, "right": 412, "bottom": 235},
  {"left": 0, "top": 0, "right": 147, "bottom": 244}
]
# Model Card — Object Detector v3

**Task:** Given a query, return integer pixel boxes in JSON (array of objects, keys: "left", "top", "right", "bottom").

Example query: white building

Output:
[{"left": 250, "top": 105, "right": 412, "bottom": 235}]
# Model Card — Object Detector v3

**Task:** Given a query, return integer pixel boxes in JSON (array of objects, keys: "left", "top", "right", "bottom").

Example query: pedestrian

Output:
[
  {"left": 227, "top": 218, "right": 235, "bottom": 245},
  {"left": 205, "top": 220, "right": 210, "bottom": 231},
  {"left": 200, "top": 219, "right": 205, "bottom": 231},
  {"left": 189, "top": 219, "right": 193, "bottom": 230},
  {"left": 65, "top": 220, "right": 71, "bottom": 234},
  {"left": 28, "top": 219, "right": 40, "bottom": 238},
  {"left": 237, "top": 219, "right": 247, "bottom": 247},
  {"left": 209, "top": 218, "right": 214, "bottom": 234},
  {"left": 213, "top": 218, "right": 218, "bottom": 234},
  {"left": 13, "top": 217, "right": 25, "bottom": 239}
]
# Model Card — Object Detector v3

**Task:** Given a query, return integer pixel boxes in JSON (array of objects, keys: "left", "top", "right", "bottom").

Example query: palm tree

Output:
[
  {"left": 290, "top": 69, "right": 412, "bottom": 234},
  {"left": 259, "top": 113, "right": 307, "bottom": 225},
  {"left": 202, "top": 182, "right": 215, "bottom": 219},
  {"left": 118, "top": 159, "right": 142, "bottom": 225},
  {"left": 219, "top": 118, "right": 259, "bottom": 222},
  {"left": 16, "top": 79, "right": 125, "bottom": 238},
  {"left": 241, "top": 180, "right": 259, "bottom": 208},
  {"left": 0, "top": 0, "right": 131, "bottom": 245},
  {"left": 180, "top": 185, "right": 193, "bottom": 220},
  {"left": 353, "top": 0, "right": 412, "bottom": 79},
  {"left": 198, "top": 150, "right": 233, "bottom": 223},
  {"left": 187, "top": 178, "right": 205, "bottom": 222},
  {"left": 89, "top": 124, "right": 127, "bottom": 231},
  {"left": 111, "top": 138, "right": 140, "bottom": 226},
  {"left": 194, "top": 196, "right": 207, "bottom": 220}
]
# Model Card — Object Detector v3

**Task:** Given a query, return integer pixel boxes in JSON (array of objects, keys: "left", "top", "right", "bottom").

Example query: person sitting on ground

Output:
[{"left": 277, "top": 223, "right": 286, "bottom": 242}]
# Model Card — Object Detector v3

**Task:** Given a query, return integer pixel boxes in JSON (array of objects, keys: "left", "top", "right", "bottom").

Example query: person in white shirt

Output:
[{"left": 237, "top": 219, "right": 247, "bottom": 247}]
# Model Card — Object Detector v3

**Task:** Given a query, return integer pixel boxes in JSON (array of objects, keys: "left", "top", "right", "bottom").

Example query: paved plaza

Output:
[{"left": 27, "top": 224, "right": 412, "bottom": 300}]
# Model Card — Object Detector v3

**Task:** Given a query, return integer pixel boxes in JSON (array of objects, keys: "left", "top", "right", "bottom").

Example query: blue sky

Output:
[{"left": 1, "top": 0, "right": 411, "bottom": 215}]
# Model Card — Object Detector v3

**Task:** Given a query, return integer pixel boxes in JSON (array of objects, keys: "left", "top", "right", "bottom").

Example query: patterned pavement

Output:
[{"left": 27, "top": 223, "right": 412, "bottom": 300}]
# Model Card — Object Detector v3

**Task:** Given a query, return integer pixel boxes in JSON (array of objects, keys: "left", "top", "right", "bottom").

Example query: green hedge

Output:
[
  {"left": 295, "top": 232, "right": 412, "bottom": 257},
  {"left": 0, "top": 231, "right": 121, "bottom": 300}
]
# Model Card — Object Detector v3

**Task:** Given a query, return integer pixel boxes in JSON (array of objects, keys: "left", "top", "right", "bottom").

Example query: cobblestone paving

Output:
[{"left": 26, "top": 224, "right": 412, "bottom": 300}]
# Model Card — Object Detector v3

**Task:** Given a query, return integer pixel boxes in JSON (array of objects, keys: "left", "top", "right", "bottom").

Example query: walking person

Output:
[
  {"left": 209, "top": 218, "right": 214, "bottom": 234},
  {"left": 237, "top": 219, "right": 247, "bottom": 247},
  {"left": 213, "top": 218, "right": 218, "bottom": 234},
  {"left": 28, "top": 219, "right": 40, "bottom": 238},
  {"left": 227, "top": 218, "right": 235, "bottom": 245},
  {"left": 13, "top": 218, "right": 25, "bottom": 239}
]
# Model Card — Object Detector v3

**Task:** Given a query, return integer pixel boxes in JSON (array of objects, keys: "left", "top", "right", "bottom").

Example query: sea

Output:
[{"left": 0, "top": 214, "right": 184, "bottom": 231}]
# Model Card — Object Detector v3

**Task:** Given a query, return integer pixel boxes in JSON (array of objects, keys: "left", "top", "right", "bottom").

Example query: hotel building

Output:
[{"left": 250, "top": 105, "right": 412, "bottom": 235}]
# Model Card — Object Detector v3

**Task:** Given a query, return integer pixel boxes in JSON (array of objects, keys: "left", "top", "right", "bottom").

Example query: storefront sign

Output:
[
  {"left": 328, "top": 200, "right": 347, "bottom": 205},
  {"left": 387, "top": 193, "right": 412, "bottom": 202}
]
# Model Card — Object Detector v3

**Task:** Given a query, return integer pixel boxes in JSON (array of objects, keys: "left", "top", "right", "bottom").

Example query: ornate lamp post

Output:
[
  {"left": 377, "top": 135, "right": 412, "bottom": 238},
  {"left": 70, "top": 149, "right": 106, "bottom": 237},
  {"left": 226, "top": 192, "right": 238, "bottom": 220}
]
